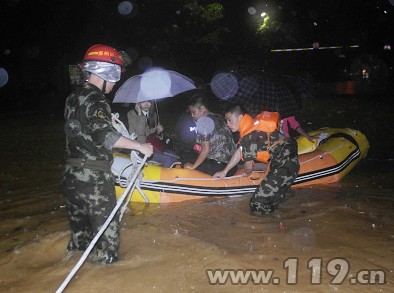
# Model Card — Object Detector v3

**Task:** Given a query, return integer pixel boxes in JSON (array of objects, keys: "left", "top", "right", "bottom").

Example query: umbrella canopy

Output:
[
  {"left": 282, "top": 75, "right": 315, "bottom": 99},
  {"left": 113, "top": 68, "right": 196, "bottom": 103},
  {"left": 210, "top": 72, "right": 239, "bottom": 100},
  {"left": 210, "top": 68, "right": 301, "bottom": 117}
]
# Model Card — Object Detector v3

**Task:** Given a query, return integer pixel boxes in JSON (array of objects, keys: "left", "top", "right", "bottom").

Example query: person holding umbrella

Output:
[
  {"left": 113, "top": 67, "right": 198, "bottom": 167},
  {"left": 62, "top": 44, "right": 153, "bottom": 264},
  {"left": 213, "top": 104, "right": 299, "bottom": 215},
  {"left": 127, "top": 99, "right": 178, "bottom": 167}
]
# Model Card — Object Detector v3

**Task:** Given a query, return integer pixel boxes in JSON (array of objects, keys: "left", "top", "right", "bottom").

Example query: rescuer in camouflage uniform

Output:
[
  {"left": 62, "top": 44, "right": 153, "bottom": 264},
  {"left": 214, "top": 104, "right": 299, "bottom": 214},
  {"left": 184, "top": 94, "right": 237, "bottom": 176}
]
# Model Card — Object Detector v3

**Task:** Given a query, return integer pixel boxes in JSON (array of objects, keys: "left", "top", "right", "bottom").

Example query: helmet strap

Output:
[{"left": 101, "top": 80, "right": 107, "bottom": 93}]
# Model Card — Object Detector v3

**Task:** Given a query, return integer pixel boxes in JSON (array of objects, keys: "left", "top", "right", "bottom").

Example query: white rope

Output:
[
  {"left": 55, "top": 155, "right": 148, "bottom": 293},
  {"left": 119, "top": 156, "right": 146, "bottom": 220},
  {"left": 140, "top": 171, "right": 265, "bottom": 184},
  {"left": 299, "top": 143, "right": 345, "bottom": 165},
  {"left": 119, "top": 180, "right": 138, "bottom": 222},
  {"left": 136, "top": 183, "right": 150, "bottom": 203}
]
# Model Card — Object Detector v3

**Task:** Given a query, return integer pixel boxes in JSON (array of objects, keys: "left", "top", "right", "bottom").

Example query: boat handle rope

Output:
[
  {"left": 140, "top": 171, "right": 266, "bottom": 184},
  {"left": 299, "top": 143, "right": 346, "bottom": 165},
  {"left": 136, "top": 183, "right": 150, "bottom": 203}
]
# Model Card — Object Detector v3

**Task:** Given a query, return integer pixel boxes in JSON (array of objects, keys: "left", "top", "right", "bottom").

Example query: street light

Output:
[{"left": 257, "top": 11, "right": 270, "bottom": 32}]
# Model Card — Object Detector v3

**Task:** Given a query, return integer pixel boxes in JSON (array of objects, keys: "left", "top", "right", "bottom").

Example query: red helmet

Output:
[{"left": 83, "top": 44, "right": 124, "bottom": 66}]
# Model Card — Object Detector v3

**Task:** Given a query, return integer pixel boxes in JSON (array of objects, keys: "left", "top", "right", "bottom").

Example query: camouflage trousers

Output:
[
  {"left": 62, "top": 166, "right": 120, "bottom": 264},
  {"left": 250, "top": 143, "right": 300, "bottom": 215}
]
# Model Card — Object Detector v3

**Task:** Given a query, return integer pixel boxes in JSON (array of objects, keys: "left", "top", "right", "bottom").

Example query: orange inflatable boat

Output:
[{"left": 112, "top": 127, "right": 369, "bottom": 203}]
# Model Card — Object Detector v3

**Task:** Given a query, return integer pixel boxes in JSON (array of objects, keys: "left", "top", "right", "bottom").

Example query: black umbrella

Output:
[
  {"left": 210, "top": 68, "right": 300, "bottom": 117},
  {"left": 281, "top": 75, "right": 315, "bottom": 99}
]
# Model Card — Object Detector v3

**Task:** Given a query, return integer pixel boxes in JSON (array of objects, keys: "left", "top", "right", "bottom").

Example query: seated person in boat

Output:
[
  {"left": 281, "top": 115, "right": 318, "bottom": 142},
  {"left": 127, "top": 100, "right": 178, "bottom": 167},
  {"left": 183, "top": 94, "right": 238, "bottom": 176},
  {"left": 213, "top": 104, "right": 300, "bottom": 215}
]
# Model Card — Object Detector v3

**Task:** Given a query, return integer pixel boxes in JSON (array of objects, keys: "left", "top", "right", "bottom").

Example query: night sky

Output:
[{"left": 0, "top": 0, "right": 393, "bottom": 112}]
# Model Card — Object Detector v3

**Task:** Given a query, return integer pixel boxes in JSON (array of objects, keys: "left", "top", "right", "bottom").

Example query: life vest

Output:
[{"left": 239, "top": 111, "right": 284, "bottom": 163}]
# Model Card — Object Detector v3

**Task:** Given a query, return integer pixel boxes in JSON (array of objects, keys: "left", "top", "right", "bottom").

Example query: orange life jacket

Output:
[{"left": 239, "top": 111, "right": 284, "bottom": 163}]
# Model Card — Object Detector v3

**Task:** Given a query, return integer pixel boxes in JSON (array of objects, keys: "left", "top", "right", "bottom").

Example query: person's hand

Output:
[
  {"left": 139, "top": 143, "right": 153, "bottom": 157},
  {"left": 243, "top": 160, "right": 254, "bottom": 175},
  {"left": 306, "top": 134, "right": 319, "bottom": 143},
  {"left": 213, "top": 170, "right": 226, "bottom": 179},
  {"left": 184, "top": 163, "right": 195, "bottom": 170},
  {"left": 135, "top": 103, "right": 142, "bottom": 116},
  {"left": 156, "top": 123, "right": 164, "bottom": 133}
]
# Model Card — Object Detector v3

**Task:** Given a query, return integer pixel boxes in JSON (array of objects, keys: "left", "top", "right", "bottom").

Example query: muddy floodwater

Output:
[{"left": 0, "top": 114, "right": 393, "bottom": 293}]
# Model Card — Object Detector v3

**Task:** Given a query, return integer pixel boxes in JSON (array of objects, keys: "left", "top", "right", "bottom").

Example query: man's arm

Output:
[
  {"left": 184, "top": 141, "right": 210, "bottom": 169},
  {"left": 113, "top": 136, "right": 153, "bottom": 157}
]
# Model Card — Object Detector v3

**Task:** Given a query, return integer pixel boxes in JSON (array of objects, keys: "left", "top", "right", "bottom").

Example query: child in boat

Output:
[
  {"left": 183, "top": 94, "right": 238, "bottom": 176},
  {"left": 281, "top": 115, "right": 318, "bottom": 142},
  {"left": 213, "top": 104, "right": 300, "bottom": 215}
]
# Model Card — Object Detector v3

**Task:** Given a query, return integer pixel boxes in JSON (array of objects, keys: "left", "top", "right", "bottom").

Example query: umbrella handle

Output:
[{"left": 154, "top": 100, "right": 160, "bottom": 125}]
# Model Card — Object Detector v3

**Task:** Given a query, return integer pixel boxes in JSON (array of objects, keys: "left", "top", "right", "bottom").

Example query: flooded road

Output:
[{"left": 0, "top": 115, "right": 393, "bottom": 292}]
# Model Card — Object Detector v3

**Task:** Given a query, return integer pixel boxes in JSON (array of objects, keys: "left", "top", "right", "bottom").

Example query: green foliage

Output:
[
  {"left": 197, "top": 27, "right": 229, "bottom": 49},
  {"left": 183, "top": 2, "right": 223, "bottom": 22},
  {"left": 204, "top": 3, "right": 224, "bottom": 22}
]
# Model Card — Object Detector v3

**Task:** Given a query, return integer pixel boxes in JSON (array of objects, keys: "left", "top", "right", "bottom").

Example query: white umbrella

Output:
[{"left": 113, "top": 68, "right": 196, "bottom": 103}]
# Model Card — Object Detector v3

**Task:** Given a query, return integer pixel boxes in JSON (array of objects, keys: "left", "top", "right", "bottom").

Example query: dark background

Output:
[{"left": 0, "top": 0, "right": 393, "bottom": 114}]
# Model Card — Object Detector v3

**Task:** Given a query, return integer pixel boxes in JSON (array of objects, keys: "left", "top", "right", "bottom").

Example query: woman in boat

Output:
[
  {"left": 127, "top": 100, "right": 178, "bottom": 167},
  {"left": 184, "top": 94, "right": 238, "bottom": 176},
  {"left": 213, "top": 104, "right": 300, "bottom": 215}
]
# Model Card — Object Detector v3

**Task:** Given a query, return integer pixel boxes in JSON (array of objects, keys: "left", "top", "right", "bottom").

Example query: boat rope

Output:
[
  {"left": 116, "top": 151, "right": 143, "bottom": 188},
  {"left": 55, "top": 155, "right": 148, "bottom": 293},
  {"left": 119, "top": 177, "right": 139, "bottom": 221},
  {"left": 136, "top": 183, "right": 150, "bottom": 203},
  {"left": 299, "top": 143, "right": 345, "bottom": 165},
  {"left": 140, "top": 171, "right": 265, "bottom": 184}
]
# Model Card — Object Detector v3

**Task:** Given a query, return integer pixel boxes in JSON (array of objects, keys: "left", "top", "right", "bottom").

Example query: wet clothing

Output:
[
  {"left": 62, "top": 82, "right": 122, "bottom": 264},
  {"left": 239, "top": 130, "right": 299, "bottom": 214},
  {"left": 195, "top": 113, "right": 237, "bottom": 176}
]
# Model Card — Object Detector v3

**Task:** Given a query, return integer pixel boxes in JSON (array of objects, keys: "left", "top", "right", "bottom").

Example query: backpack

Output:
[{"left": 239, "top": 111, "right": 284, "bottom": 163}]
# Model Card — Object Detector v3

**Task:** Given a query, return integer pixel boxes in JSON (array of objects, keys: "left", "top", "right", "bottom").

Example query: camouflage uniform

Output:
[
  {"left": 195, "top": 113, "right": 237, "bottom": 175},
  {"left": 62, "top": 82, "right": 122, "bottom": 264},
  {"left": 240, "top": 130, "right": 299, "bottom": 214}
]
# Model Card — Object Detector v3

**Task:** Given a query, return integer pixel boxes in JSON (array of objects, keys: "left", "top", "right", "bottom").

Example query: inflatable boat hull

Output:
[{"left": 114, "top": 128, "right": 369, "bottom": 203}]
